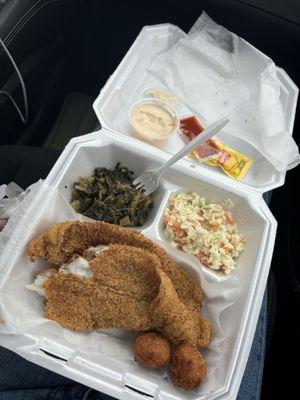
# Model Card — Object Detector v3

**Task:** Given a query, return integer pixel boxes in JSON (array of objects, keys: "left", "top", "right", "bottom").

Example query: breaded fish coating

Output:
[
  {"left": 28, "top": 222, "right": 211, "bottom": 347},
  {"left": 44, "top": 245, "right": 159, "bottom": 331},
  {"left": 27, "top": 221, "right": 204, "bottom": 311},
  {"left": 43, "top": 244, "right": 209, "bottom": 347}
]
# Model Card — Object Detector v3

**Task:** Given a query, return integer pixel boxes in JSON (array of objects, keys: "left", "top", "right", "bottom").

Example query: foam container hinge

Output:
[
  {"left": 0, "top": 129, "right": 276, "bottom": 400},
  {"left": 93, "top": 24, "right": 299, "bottom": 194}
]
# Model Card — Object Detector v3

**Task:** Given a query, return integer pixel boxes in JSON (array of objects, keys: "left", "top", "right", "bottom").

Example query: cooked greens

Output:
[{"left": 70, "top": 163, "right": 153, "bottom": 227}]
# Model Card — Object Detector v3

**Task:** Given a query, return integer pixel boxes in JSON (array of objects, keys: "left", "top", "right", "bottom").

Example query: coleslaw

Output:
[{"left": 163, "top": 192, "right": 245, "bottom": 274}]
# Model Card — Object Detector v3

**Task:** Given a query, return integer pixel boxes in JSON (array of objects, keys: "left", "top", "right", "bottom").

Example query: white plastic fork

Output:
[{"left": 133, "top": 116, "right": 230, "bottom": 196}]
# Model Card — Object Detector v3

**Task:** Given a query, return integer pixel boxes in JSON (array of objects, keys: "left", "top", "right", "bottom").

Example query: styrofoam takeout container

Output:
[
  {"left": 0, "top": 129, "right": 276, "bottom": 400},
  {"left": 1, "top": 22, "right": 297, "bottom": 400}
]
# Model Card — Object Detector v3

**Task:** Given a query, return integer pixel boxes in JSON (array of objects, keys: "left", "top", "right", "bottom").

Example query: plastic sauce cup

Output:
[
  {"left": 143, "top": 86, "right": 181, "bottom": 111},
  {"left": 129, "top": 98, "right": 179, "bottom": 148}
]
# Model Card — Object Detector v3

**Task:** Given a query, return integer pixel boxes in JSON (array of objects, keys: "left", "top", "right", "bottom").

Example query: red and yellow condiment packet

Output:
[{"left": 180, "top": 116, "right": 253, "bottom": 181}]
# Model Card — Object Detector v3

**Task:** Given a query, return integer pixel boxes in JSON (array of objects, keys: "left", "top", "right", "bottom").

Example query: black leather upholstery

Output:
[
  {"left": 0, "top": 0, "right": 83, "bottom": 143},
  {"left": 0, "top": 0, "right": 82, "bottom": 81},
  {"left": 0, "top": 0, "right": 8, "bottom": 12}
]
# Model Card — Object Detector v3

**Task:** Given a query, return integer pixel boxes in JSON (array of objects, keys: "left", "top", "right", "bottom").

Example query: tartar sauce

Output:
[{"left": 130, "top": 100, "right": 178, "bottom": 146}]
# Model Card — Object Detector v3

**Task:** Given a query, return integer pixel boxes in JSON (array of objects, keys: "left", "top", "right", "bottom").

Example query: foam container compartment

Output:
[
  {"left": 93, "top": 24, "right": 299, "bottom": 193},
  {"left": 0, "top": 129, "right": 276, "bottom": 400}
]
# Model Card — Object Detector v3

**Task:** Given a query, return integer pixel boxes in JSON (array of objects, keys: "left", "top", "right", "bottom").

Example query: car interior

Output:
[{"left": 0, "top": 0, "right": 299, "bottom": 398}]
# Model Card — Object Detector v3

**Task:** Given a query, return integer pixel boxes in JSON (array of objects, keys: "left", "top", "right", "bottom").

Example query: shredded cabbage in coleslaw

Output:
[{"left": 163, "top": 192, "right": 245, "bottom": 275}]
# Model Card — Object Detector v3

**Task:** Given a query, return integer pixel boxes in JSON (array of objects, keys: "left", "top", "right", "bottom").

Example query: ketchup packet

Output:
[
  {"left": 180, "top": 116, "right": 253, "bottom": 181},
  {"left": 180, "top": 116, "right": 223, "bottom": 160}
]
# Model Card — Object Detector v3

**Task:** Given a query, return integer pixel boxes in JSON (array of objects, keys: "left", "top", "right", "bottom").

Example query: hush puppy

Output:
[
  {"left": 170, "top": 343, "right": 206, "bottom": 390},
  {"left": 134, "top": 332, "right": 171, "bottom": 368}
]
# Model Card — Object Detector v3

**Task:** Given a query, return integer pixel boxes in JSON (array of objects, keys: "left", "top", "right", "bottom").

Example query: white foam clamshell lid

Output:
[
  {"left": 0, "top": 130, "right": 277, "bottom": 400},
  {"left": 93, "top": 18, "right": 299, "bottom": 193}
]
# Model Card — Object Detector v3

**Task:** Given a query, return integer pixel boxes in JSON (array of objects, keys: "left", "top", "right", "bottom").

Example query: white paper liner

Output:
[
  {"left": 0, "top": 182, "right": 241, "bottom": 396},
  {"left": 147, "top": 12, "right": 300, "bottom": 172},
  {"left": 0, "top": 182, "right": 24, "bottom": 222}
]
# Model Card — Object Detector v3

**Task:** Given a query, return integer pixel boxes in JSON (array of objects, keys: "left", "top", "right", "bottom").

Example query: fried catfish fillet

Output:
[
  {"left": 27, "top": 222, "right": 211, "bottom": 346},
  {"left": 27, "top": 221, "right": 204, "bottom": 312}
]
